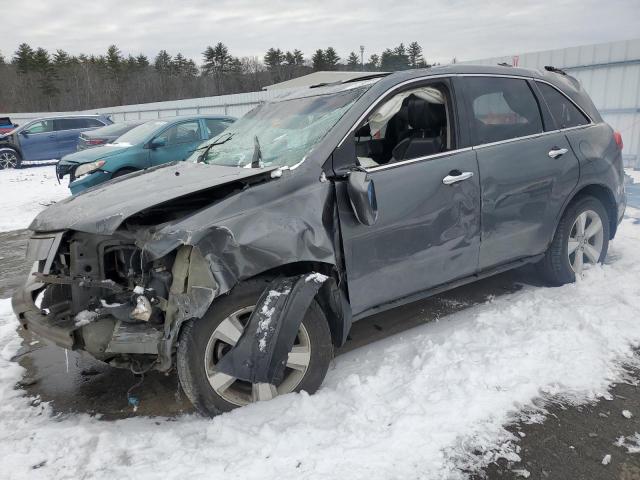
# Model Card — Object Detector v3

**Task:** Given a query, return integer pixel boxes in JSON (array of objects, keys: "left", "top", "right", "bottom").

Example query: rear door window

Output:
[
  {"left": 205, "top": 119, "right": 231, "bottom": 139},
  {"left": 536, "top": 82, "right": 590, "bottom": 129},
  {"left": 461, "top": 77, "right": 543, "bottom": 145},
  {"left": 55, "top": 118, "right": 84, "bottom": 131}
]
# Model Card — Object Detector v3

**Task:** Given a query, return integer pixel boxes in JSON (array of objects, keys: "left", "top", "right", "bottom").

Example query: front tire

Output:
[
  {"left": 538, "top": 195, "right": 610, "bottom": 285},
  {"left": 177, "top": 279, "right": 333, "bottom": 416},
  {"left": 0, "top": 148, "right": 21, "bottom": 169}
]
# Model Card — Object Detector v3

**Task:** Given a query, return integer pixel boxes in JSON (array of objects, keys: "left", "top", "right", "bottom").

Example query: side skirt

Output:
[{"left": 352, "top": 254, "right": 544, "bottom": 322}]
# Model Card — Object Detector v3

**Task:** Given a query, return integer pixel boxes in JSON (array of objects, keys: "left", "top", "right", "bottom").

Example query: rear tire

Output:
[
  {"left": 537, "top": 195, "right": 610, "bottom": 286},
  {"left": 177, "top": 279, "right": 333, "bottom": 417},
  {"left": 0, "top": 148, "right": 21, "bottom": 169}
]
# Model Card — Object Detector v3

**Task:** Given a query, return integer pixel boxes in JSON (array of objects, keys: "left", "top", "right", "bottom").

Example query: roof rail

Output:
[
  {"left": 544, "top": 65, "right": 567, "bottom": 76},
  {"left": 497, "top": 62, "right": 512, "bottom": 67}
]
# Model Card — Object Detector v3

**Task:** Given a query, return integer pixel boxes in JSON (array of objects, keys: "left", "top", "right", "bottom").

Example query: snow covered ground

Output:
[
  {"left": 1, "top": 168, "right": 640, "bottom": 478},
  {"left": 626, "top": 167, "right": 640, "bottom": 184},
  {"left": 0, "top": 166, "right": 69, "bottom": 232}
]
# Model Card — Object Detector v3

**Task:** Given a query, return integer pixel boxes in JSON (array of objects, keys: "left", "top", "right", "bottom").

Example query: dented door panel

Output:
[{"left": 337, "top": 150, "right": 481, "bottom": 316}]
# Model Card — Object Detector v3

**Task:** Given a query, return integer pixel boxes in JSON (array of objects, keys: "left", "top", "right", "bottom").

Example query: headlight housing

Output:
[{"left": 74, "top": 160, "right": 106, "bottom": 178}]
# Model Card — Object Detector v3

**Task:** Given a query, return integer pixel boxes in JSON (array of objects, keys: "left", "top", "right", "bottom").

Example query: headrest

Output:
[{"left": 407, "top": 96, "right": 445, "bottom": 131}]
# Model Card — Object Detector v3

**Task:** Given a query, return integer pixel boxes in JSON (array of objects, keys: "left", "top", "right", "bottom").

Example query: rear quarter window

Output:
[
  {"left": 536, "top": 82, "right": 590, "bottom": 129},
  {"left": 461, "top": 77, "right": 544, "bottom": 145}
]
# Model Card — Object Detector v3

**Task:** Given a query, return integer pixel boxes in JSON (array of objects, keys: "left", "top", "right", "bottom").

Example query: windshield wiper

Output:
[
  {"left": 251, "top": 135, "right": 263, "bottom": 168},
  {"left": 193, "top": 132, "right": 235, "bottom": 160}
]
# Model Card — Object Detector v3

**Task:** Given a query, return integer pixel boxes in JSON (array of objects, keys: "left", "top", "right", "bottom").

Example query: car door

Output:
[
  {"left": 148, "top": 120, "right": 204, "bottom": 166},
  {"left": 455, "top": 76, "right": 580, "bottom": 270},
  {"left": 54, "top": 118, "right": 97, "bottom": 157},
  {"left": 19, "top": 119, "right": 58, "bottom": 160},
  {"left": 335, "top": 79, "right": 481, "bottom": 316}
]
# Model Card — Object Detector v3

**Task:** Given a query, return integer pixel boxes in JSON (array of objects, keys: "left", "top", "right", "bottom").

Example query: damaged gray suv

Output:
[{"left": 13, "top": 65, "right": 626, "bottom": 416}]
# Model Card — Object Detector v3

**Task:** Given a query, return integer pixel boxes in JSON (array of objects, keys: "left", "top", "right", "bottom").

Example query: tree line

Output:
[{"left": 0, "top": 41, "right": 432, "bottom": 113}]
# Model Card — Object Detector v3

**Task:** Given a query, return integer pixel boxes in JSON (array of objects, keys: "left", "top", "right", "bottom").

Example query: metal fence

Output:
[{"left": 1, "top": 87, "right": 301, "bottom": 126}]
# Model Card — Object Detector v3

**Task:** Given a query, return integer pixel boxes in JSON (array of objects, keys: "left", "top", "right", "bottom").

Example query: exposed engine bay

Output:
[{"left": 14, "top": 229, "right": 218, "bottom": 372}]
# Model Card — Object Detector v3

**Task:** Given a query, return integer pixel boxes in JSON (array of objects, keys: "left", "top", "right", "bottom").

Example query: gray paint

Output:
[{"left": 13, "top": 65, "right": 626, "bottom": 371}]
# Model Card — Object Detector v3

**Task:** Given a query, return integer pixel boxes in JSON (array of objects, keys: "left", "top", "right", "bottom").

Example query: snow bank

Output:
[
  {"left": 0, "top": 166, "right": 69, "bottom": 232},
  {"left": 1, "top": 212, "right": 640, "bottom": 479}
]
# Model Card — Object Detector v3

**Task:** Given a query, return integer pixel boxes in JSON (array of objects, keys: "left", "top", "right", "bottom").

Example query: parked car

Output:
[
  {"left": 56, "top": 115, "right": 235, "bottom": 194},
  {"left": 13, "top": 65, "right": 626, "bottom": 417},
  {"left": 0, "top": 114, "right": 112, "bottom": 169},
  {"left": 0, "top": 117, "right": 18, "bottom": 134},
  {"left": 77, "top": 121, "right": 143, "bottom": 151}
]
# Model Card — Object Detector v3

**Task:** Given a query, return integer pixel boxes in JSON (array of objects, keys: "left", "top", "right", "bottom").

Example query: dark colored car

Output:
[
  {"left": 77, "top": 121, "right": 143, "bottom": 151},
  {"left": 57, "top": 115, "right": 235, "bottom": 194},
  {"left": 0, "top": 115, "right": 112, "bottom": 169},
  {"left": 0, "top": 117, "right": 18, "bottom": 134},
  {"left": 13, "top": 65, "right": 626, "bottom": 416}
]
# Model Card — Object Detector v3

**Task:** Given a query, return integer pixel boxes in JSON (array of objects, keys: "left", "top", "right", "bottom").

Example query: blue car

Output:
[
  {"left": 0, "top": 115, "right": 112, "bottom": 169},
  {"left": 57, "top": 115, "right": 235, "bottom": 194}
]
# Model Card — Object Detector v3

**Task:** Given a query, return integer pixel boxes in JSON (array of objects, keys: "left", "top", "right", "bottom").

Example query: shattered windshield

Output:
[{"left": 197, "top": 87, "right": 365, "bottom": 168}]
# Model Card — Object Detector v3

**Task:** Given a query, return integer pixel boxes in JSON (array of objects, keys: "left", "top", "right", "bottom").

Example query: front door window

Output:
[{"left": 354, "top": 83, "right": 453, "bottom": 169}]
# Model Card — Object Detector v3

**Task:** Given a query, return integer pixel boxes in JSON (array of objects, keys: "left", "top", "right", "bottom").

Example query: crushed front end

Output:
[{"left": 12, "top": 229, "right": 215, "bottom": 372}]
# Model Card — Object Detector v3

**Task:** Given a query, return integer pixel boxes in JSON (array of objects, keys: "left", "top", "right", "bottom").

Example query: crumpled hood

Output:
[
  {"left": 58, "top": 144, "right": 134, "bottom": 165},
  {"left": 30, "top": 161, "right": 279, "bottom": 234}
]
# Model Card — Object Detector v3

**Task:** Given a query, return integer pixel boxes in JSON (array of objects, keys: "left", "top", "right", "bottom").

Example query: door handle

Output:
[
  {"left": 548, "top": 147, "right": 568, "bottom": 159},
  {"left": 442, "top": 171, "right": 474, "bottom": 185}
]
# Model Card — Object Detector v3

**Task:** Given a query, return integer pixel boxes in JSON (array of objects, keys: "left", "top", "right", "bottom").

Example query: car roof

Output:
[
  {"left": 27, "top": 114, "right": 110, "bottom": 122},
  {"left": 270, "top": 64, "right": 600, "bottom": 123}
]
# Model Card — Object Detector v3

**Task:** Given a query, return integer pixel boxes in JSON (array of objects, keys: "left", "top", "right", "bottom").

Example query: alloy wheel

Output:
[
  {"left": 0, "top": 151, "right": 18, "bottom": 169},
  {"left": 203, "top": 305, "right": 311, "bottom": 406},
  {"left": 568, "top": 209, "right": 604, "bottom": 275}
]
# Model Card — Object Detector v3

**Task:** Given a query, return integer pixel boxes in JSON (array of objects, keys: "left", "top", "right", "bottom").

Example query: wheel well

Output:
[
  {"left": 568, "top": 184, "right": 618, "bottom": 239},
  {"left": 112, "top": 167, "right": 138, "bottom": 177},
  {"left": 246, "top": 261, "right": 350, "bottom": 346},
  {"left": 0, "top": 144, "right": 22, "bottom": 158},
  {"left": 249, "top": 261, "right": 336, "bottom": 282}
]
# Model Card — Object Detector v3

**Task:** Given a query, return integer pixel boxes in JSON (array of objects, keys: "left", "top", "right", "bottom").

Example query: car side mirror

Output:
[
  {"left": 149, "top": 138, "right": 166, "bottom": 149},
  {"left": 347, "top": 170, "right": 378, "bottom": 226},
  {"left": 20, "top": 130, "right": 28, "bottom": 136}
]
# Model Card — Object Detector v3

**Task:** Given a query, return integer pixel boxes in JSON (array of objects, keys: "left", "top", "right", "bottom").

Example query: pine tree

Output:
[
  {"left": 136, "top": 54, "right": 150, "bottom": 68},
  {"left": 13, "top": 43, "right": 35, "bottom": 73},
  {"left": 289, "top": 49, "right": 304, "bottom": 66},
  {"left": 324, "top": 47, "right": 340, "bottom": 70},
  {"left": 106, "top": 45, "right": 122, "bottom": 77},
  {"left": 53, "top": 49, "right": 71, "bottom": 66},
  {"left": 408, "top": 41, "right": 425, "bottom": 68},
  {"left": 311, "top": 49, "right": 326, "bottom": 70},
  {"left": 154, "top": 50, "right": 172, "bottom": 73},
  {"left": 367, "top": 53, "right": 380, "bottom": 71},
  {"left": 32, "top": 47, "right": 59, "bottom": 103},
  {"left": 202, "top": 42, "right": 233, "bottom": 76},
  {"left": 264, "top": 48, "right": 285, "bottom": 70},
  {"left": 347, "top": 51, "right": 360, "bottom": 70}
]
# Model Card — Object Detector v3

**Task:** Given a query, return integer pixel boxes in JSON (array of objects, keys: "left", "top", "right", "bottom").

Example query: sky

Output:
[{"left": 7, "top": 0, "right": 640, "bottom": 65}]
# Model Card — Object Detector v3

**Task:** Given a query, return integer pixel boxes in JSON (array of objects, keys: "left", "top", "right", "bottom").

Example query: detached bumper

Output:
[{"left": 12, "top": 285, "right": 76, "bottom": 349}]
